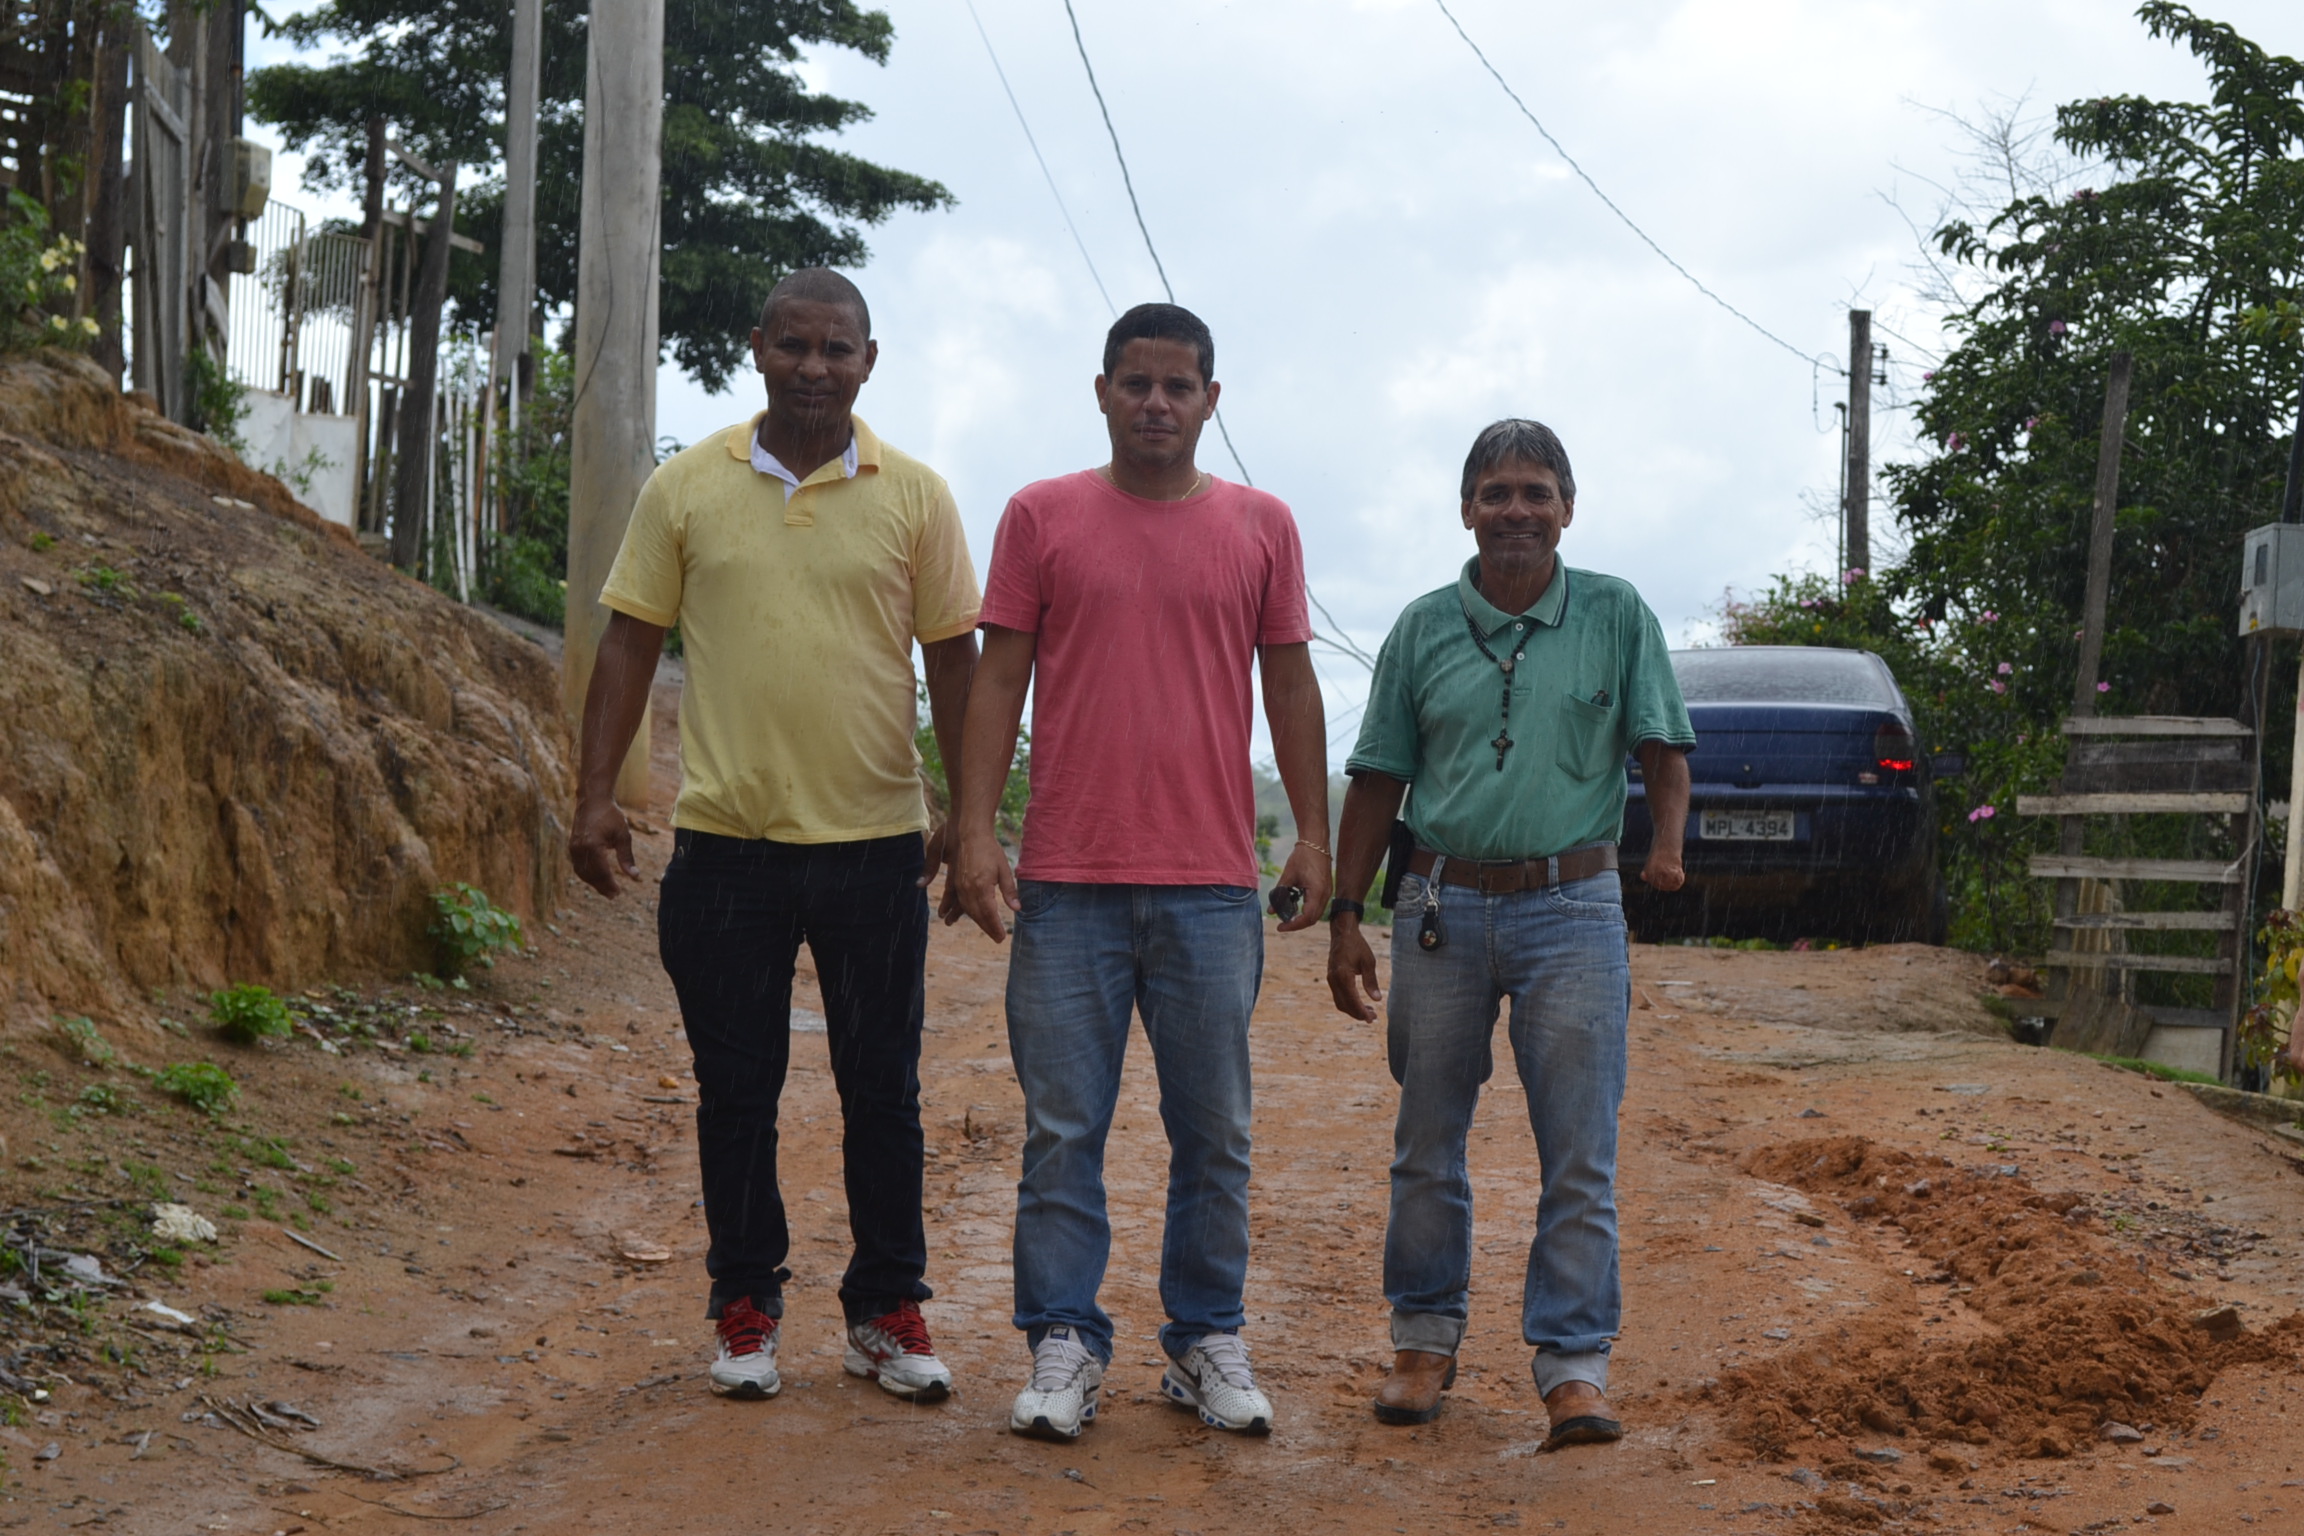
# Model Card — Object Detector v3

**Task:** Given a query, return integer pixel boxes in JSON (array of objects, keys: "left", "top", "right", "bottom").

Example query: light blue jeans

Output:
[
  {"left": 1383, "top": 869, "right": 1629, "bottom": 1396},
  {"left": 1006, "top": 881, "right": 1263, "bottom": 1364}
]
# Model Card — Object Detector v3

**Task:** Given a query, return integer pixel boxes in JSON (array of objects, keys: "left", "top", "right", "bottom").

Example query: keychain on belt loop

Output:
[{"left": 1419, "top": 855, "right": 1448, "bottom": 951}]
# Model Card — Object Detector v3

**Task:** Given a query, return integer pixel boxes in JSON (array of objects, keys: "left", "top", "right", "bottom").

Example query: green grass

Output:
[{"left": 2085, "top": 1053, "right": 2225, "bottom": 1087}]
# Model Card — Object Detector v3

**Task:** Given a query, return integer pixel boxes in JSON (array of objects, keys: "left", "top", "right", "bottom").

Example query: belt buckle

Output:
[{"left": 1475, "top": 861, "right": 1518, "bottom": 894}]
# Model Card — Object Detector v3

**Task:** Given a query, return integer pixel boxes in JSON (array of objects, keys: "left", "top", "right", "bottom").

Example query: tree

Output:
[
  {"left": 1728, "top": 5, "right": 2304, "bottom": 953},
  {"left": 246, "top": 0, "right": 952, "bottom": 390}
]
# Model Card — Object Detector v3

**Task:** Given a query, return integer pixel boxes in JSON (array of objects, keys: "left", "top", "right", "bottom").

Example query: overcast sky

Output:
[{"left": 249, "top": 0, "right": 2302, "bottom": 750}]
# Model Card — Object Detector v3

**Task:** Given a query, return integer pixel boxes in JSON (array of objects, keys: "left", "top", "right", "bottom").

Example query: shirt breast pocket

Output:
[{"left": 1555, "top": 692, "right": 1617, "bottom": 781}]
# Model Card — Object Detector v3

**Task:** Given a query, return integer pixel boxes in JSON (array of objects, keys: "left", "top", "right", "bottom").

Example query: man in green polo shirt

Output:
[{"left": 1325, "top": 418, "right": 1692, "bottom": 1448}]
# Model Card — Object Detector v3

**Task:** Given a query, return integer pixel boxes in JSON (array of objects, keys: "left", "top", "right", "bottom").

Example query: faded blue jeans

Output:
[
  {"left": 1006, "top": 881, "right": 1263, "bottom": 1364},
  {"left": 1383, "top": 868, "right": 1629, "bottom": 1396}
]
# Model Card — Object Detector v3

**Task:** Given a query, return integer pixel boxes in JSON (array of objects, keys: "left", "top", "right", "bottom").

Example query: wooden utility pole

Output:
[
  {"left": 1844, "top": 309, "right": 1872, "bottom": 578},
  {"left": 389, "top": 160, "right": 459, "bottom": 572},
  {"left": 565, "top": 0, "right": 664, "bottom": 807},
  {"left": 86, "top": 16, "right": 132, "bottom": 383},
  {"left": 2278, "top": 372, "right": 2304, "bottom": 909},
  {"left": 495, "top": 0, "right": 544, "bottom": 425},
  {"left": 350, "top": 117, "right": 387, "bottom": 536},
  {"left": 2071, "top": 351, "right": 2135, "bottom": 718}
]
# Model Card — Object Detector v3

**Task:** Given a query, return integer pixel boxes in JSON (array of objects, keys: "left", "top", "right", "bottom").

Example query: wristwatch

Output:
[{"left": 1326, "top": 899, "right": 1366, "bottom": 922}]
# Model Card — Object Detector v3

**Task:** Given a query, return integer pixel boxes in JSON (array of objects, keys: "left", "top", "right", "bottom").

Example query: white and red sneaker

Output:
[
  {"left": 844, "top": 1300, "right": 955, "bottom": 1402},
  {"left": 709, "top": 1297, "right": 782, "bottom": 1399}
]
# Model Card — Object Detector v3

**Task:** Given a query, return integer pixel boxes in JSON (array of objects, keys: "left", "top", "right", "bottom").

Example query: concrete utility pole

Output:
[
  {"left": 2070, "top": 351, "right": 2135, "bottom": 719},
  {"left": 565, "top": 0, "right": 664, "bottom": 807},
  {"left": 389, "top": 161, "right": 460, "bottom": 572},
  {"left": 1843, "top": 309, "right": 1872, "bottom": 578},
  {"left": 494, "top": 0, "right": 544, "bottom": 422}
]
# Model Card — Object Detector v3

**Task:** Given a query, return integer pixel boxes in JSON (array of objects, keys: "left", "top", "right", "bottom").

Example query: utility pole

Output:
[
  {"left": 2278, "top": 367, "right": 2304, "bottom": 909},
  {"left": 1844, "top": 309, "right": 1872, "bottom": 579},
  {"left": 565, "top": 0, "right": 664, "bottom": 808},
  {"left": 2070, "top": 352, "right": 2135, "bottom": 718},
  {"left": 389, "top": 160, "right": 459, "bottom": 572},
  {"left": 495, "top": 0, "right": 543, "bottom": 426}
]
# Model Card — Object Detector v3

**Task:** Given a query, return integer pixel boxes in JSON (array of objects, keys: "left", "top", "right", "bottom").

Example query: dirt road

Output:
[{"left": 12, "top": 705, "right": 2304, "bottom": 1533}]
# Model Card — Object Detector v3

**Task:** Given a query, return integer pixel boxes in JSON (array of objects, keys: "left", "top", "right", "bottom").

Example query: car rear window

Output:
[{"left": 1672, "top": 648, "right": 1901, "bottom": 707}]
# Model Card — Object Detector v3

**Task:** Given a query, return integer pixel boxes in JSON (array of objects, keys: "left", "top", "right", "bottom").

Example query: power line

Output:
[
  {"left": 1432, "top": 0, "right": 1817, "bottom": 369},
  {"left": 964, "top": 0, "right": 1116, "bottom": 316},
  {"left": 1057, "top": 0, "right": 1377, "bottom": 673}
]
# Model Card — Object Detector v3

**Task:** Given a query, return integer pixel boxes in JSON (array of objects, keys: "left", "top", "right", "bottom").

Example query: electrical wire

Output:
[
  {"left": 1057, "top": 0, "right": 1377, "bottom": 673},
  {"left": 1431, "top": 0, "right": 1816, "bottom": 369},
  {"left": 965, "top": 0, "right": 1117, "bottom": 316}
]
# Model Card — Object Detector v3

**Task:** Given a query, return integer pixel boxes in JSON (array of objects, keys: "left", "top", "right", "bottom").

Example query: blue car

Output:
[{"left": 1620, "top": 646, "right": 1950, "bottom": 944}]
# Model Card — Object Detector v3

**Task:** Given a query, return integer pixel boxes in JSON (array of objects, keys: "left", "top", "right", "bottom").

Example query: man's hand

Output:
[
  {"left": 921, "top": 822, "right": 964, "bottom": 924},
  {"left": 1273, "top": 839, "right": 1332, "bottom": 934},
  {"left": 1327, "top": 916, "right": 1384, "bottom": 1022},
  {"left": 1640, "top": 847, "right": 1686, "bottom": 892},
  {"left": 950, "top": 830, "right": 1020, "bottom": 942},
  {"left": 571, "top": 795, "right": 639, "bottom": 898}
]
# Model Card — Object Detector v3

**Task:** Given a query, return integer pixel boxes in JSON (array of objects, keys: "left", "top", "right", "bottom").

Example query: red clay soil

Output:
[{"left": 9, "top": 679, "right": 2304, "bottom": 1535}]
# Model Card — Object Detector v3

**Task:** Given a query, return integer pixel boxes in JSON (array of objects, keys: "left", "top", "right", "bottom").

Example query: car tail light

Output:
[{"left": 1874, "top": 723, "right": 1917, "bottom": 772}]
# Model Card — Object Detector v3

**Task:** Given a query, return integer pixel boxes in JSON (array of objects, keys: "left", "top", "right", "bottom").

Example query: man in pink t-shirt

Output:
[{"left": 952, "top": 303, "right": 1332, "bottom": 1442}]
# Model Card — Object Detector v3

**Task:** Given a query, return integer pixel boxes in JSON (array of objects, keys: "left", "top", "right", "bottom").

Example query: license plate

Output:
[{"left": 1700, "top": 809, "right": 1796, "bottom": 841}]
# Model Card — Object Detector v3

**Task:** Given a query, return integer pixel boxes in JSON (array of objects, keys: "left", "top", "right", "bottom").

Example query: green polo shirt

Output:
[{"left": 1347, "top": 559, "right": 1694, "bottom": 861}]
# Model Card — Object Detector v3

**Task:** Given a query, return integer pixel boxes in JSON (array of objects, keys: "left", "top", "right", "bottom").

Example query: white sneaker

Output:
[
  {"left": 1009, "top": 1325, "right": 1104, "bottom": 1441},
  {"left": 1162, "top": 1333, "right": 1273, "bottom": 1433},
  {"left": 844, "top": 1301, "right": 955, "bottom": 1402},
  {"left": 708, "top": 1297, "right": 781, "bottom": 1399}
]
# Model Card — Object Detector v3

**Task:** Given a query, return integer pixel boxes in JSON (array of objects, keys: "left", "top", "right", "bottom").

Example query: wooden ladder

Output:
[{"left": 2016, "top": 714, "right": 2259, "bottom": 1080}]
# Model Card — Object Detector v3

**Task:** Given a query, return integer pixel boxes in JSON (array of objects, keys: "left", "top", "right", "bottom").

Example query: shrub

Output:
[
  {"left": 156, "top": 1061, "right": 238, "bottom": 1116},
  {"left": 428, "top": 883, "right": 524, "bottom": 976},
  {"left": 1, "top": 190, "right": 98, "bottom": 354},
  {"left": 209, "top": 984, "right": 294, "bottom": 1044},
  {"left": 55, "top": 1015, "right": 116, "bottom": 1067}
]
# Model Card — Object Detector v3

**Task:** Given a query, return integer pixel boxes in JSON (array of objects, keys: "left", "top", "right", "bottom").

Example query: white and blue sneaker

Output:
[
  {"left": 1162, "top": 1333, "right": 1273, "bottom": 1433},
  {"left": 1009, "top": 1326, "right": 1104, "bottom": 1441}
]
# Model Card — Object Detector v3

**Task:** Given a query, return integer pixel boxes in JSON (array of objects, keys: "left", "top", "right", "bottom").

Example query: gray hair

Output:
[{"left": 1459, "top": 419, "right": 1575, "bottom": 503}]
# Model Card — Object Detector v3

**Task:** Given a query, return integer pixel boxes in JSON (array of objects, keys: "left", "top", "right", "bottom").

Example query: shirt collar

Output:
[
  {"left": 730, "top": 411, "right": 882, "bottom": 488},
  {"left": 1457, "top": 557, "right": 1569, "bottom": 638}
]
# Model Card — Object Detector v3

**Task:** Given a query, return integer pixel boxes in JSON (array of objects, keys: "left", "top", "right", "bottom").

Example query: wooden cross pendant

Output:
[{"left": 1491, "top": 729, "right": 1514, "bottom": 770}]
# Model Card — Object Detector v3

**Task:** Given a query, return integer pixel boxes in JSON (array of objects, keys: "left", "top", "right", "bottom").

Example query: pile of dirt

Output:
[
  {"left": 0, "top": 350, "right": 569, "bottom": 1019},
  {"left": 1709, "top": 1135, "right": 2304, "bottom": 1460}
]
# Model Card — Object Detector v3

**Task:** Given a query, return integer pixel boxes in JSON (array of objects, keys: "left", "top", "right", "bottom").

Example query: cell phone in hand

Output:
[{"left": 1267, "top": 885, "right": 1303, "bottom": 922}]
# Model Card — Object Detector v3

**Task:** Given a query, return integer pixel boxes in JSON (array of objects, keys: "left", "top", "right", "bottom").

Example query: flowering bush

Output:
[
  {"left": 1, "top": 191, "right": 98, "bottom": 354},
  {"left": 2241, "top": 910, "right": 2304, "bottom": 1092}
]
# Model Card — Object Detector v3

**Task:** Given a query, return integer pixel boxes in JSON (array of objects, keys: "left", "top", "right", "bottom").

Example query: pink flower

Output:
[
  {"left": 2024, "top": 417, "right": 2039, "bottom": 432},
  {"left": 1981, "top": 611, "right": 1999, "bottom": 622},
  {"left": 1923, "top": 371, "right": 1937, "bottom": 382},
  {"left": 2049, "top": 319, "right": 2067, "bottom": 336},
  {"left": 1997, "top": 662, "right": 2013, "bottom": 675},
  {"left": 1945, "top": 431, "right": 1967, "bottom": 451},
  {"left": 1843, "top": 567, "right": 1866, "bottom": 584},
  {"left": 2097, "top": 680, "right": 2110, "bottom": 693},
  {"left": 1968, "top": 805, "right": 1997, "bottom": 823},
  {"left": 1989, "top": 680, "right": 2007, "bottom": 694}
]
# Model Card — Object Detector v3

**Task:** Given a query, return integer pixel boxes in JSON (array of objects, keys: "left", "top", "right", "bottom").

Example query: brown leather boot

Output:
[{"left": 1372, "top": 1349, "right": 1458, "bottom": 1425}]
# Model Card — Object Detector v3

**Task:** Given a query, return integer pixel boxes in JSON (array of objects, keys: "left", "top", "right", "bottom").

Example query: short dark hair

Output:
[
  {"left": 1102, "top": 302, "right": 1214, "bottom": 383},
  {"left": 1460, "top": 419, "right": 1576, "bottom": 503},
  {"left": 757, "top": 267, "right": 871, "bottom": 337}
]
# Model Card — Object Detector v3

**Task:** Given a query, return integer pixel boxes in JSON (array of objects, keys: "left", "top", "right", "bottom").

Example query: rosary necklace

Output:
[{"left": 1461, "top": 605, "right": 1531, "bottom": 770}]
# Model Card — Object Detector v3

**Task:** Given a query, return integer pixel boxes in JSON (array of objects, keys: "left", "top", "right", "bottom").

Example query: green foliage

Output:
[
  {"left": 429, "top": 882, "right": 525, "bottom": 976},
  {"left": 28, "top": 531, "right": 55, "bottom": 552},
  {"left": 184, "top": 345, "right": 248, "bottom": 453},
  {"left": 77, "top": 1084, "right": 126, "bottom": 1115},
  {"left": 2084, "top": 1052, "right": 2227, "bottom": 1087},
  {"left": 484, "top": 349, "right": 573, "bottom": 627},
  {"left": 247, "top": 0, "right": 952, "bottom": 391},
  {"left": 1255, "top": 814, "right": 1282, "bottom": 878},
  {"left": 209, "top": 984, "right": 295, "bottom": 1044},
  {"left": 262, "top": 1288, "right": 327, "bottom": 1306},
  {"left": 156, "top": 1061, "right": 239, "bottom": 1116},
  {"left": 55, "top": 1015, "right": 115, "bottom": 1068},
  {"left": 2242, "top": 909, "right": 2304, "bottom": 1085},
  {"left": 0, "top": 189, "right": 97, "bottom": 354}
]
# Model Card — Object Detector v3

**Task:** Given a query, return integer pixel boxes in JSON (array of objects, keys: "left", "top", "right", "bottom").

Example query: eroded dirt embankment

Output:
[{"left": 0, "top": 350, "right": 568, "bottom": 1020}]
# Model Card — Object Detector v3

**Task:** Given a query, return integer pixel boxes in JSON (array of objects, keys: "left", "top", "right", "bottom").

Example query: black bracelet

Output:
[{"left": 1326, "top": 899, "right": 1366, "bottom": 922}]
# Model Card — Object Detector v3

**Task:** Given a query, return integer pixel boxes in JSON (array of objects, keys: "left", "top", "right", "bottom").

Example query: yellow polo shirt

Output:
[{"left": 599, "top": 413, "right": 980, "bottom": 843}]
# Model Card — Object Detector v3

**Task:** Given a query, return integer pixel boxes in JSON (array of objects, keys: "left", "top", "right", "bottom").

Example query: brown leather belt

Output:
[{"left": 1406, "top": 843, "right": 1619, "bottom": 893}]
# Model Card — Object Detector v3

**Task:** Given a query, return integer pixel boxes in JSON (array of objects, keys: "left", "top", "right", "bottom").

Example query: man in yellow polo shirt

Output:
[{"left": 569, "top": 268, "right": 980, "bottom": 1407}]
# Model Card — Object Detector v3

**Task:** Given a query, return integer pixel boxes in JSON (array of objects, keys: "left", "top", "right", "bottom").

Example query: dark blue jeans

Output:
[{"left": 658, "top": 829, "right": 931, "bottom": 1324}]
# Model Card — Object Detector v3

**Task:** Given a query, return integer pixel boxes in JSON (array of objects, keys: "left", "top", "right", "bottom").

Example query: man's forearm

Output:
[
  {"left": 922, "top": 634, "right": 979, "bottom": 816},
  {"left": 1638, "top": 741, "right": 1691, "bottom": 860},
  {"left": 956, "top": 627, "right": 1034, "bottom": 834},
  {"left": 579, "top": 612, "right": 665, "bottom": 804},
  {"left": 1334, "top": 772, "right": 1407, "bottom": 913},
  {"left": 1261, "top": 644, "right": 1330, "bottom": 853}
]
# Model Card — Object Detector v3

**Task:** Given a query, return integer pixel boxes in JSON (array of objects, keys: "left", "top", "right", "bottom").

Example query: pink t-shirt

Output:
[{"left": 978, "top": 471, "right": 1313, "bottom": 885}]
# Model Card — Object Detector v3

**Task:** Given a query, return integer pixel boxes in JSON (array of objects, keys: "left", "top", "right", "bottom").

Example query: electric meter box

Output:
[
  {"left": 231, "top": 139, "right": 272, "bottom": 220},
  {"left": 2240, "top": 522, "right": 2304, "bottom": 636}
]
